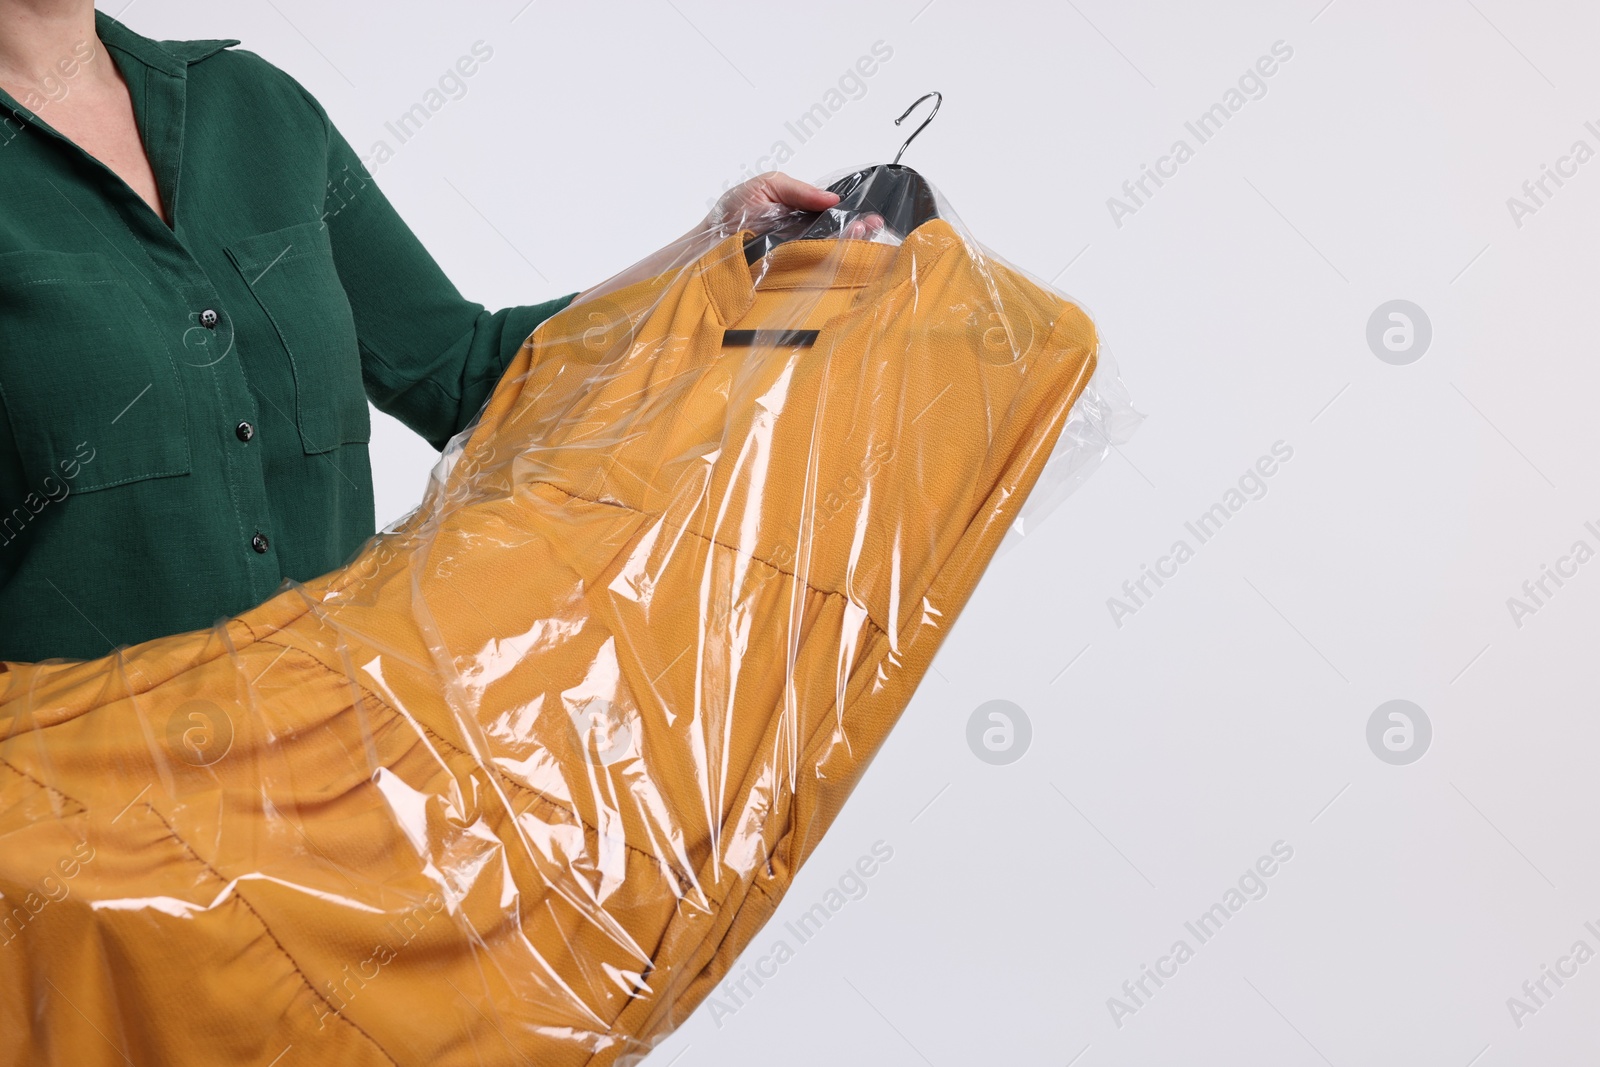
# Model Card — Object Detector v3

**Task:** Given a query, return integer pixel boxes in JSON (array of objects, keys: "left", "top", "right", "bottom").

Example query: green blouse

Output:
[{"left": 0, "top": 12, "right": 574, "bottom": 662}]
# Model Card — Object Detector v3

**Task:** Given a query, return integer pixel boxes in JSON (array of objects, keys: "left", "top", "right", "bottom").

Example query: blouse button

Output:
[
  {"left": 200, "top": 309, "right": 219, "bottom": 329},
  {"left": 251, "top": 532, "right": 270, "bottom": 554}
]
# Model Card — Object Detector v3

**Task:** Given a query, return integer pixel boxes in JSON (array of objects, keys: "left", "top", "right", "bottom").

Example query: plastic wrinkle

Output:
[{"left": 0, "top": 170, "right": 1126, "bottom": 1066}]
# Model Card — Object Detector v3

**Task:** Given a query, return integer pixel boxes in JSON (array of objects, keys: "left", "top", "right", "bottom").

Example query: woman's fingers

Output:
[
  {"left": 842, "top": 213, "right": 886, "bottom": 240},
  {"left": 710, "top": 174, "right": 889, "bottom": 241},
  {"left": 760, "top": 172, "right": 840, "bottom": 212}
]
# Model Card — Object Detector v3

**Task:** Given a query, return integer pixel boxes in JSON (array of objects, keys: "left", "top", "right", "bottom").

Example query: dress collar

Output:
[{"left": 698, "top": 219, "right": 964, "bottom": 327}]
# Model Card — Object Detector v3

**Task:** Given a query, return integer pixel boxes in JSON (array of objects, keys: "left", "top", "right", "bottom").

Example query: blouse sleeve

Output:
[{"left": 320, "top": 123, "right": 575, "bottom": 450}]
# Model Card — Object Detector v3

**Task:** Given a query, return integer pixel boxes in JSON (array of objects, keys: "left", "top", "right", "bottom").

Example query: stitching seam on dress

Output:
[
  {"left": 254, "top": 644, "right": 696, "bottom": 894},
  {"left": 0, "top": 758, "right": 88, "bottom": 817},
  {"left": 523, "top": 478, "right": 897, "bottom": 637},
  {"left": 138, "top": 803, "right": 401, "bottom": 1065}
]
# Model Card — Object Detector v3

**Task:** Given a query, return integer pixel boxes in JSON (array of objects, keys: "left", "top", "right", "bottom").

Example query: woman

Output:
[{"left": 0, "top": 3, "right": 842, "bottom": 663}]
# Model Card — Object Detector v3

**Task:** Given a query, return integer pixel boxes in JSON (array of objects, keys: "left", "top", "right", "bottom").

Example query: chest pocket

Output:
[
  {"left": 0, "top": 249, "right": 190, "bottom": 494},
  {"left": 226, "top": 221, "right": 370, "bottom": 455}
]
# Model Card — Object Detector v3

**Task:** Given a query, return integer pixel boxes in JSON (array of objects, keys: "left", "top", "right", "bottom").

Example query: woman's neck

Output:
[{"left": 0, "top": 0, "right": 101, "bottom": 91}]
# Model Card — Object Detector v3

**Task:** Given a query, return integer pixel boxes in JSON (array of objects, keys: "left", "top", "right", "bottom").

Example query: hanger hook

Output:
[{"left": 891, "top": 91, "right": 942, "bottom": 165}]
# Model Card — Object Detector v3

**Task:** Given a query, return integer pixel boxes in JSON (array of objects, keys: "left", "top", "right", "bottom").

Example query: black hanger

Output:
[{"left": 743, "top": 92, "right": 943, "bottom": 265}]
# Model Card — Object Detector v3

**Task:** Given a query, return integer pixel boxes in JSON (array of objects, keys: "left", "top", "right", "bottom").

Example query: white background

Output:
[{"left": 109, "top": 0, "right": 1600, "bottom": 1063}]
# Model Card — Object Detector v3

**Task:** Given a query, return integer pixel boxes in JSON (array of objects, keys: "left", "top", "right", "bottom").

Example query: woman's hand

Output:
[
  {"left": 704, "top": 172, "right": 883, "bottom": 240},
  {"left": 703, "top": 172, "right": 840, "bottom": 235},
  {"left": 573, "top": 172, "right": 881, "bottom": 305}
]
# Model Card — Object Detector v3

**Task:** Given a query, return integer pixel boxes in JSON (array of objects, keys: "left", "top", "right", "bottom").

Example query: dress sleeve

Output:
[{"left": 320, "top": 124, "right": 575, "bottom": 450}]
